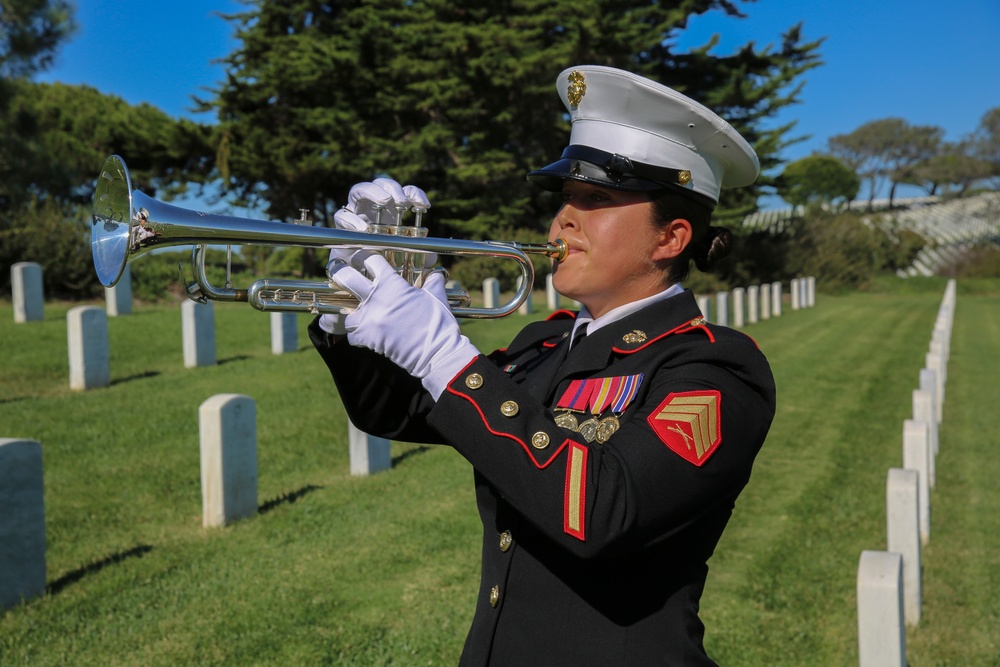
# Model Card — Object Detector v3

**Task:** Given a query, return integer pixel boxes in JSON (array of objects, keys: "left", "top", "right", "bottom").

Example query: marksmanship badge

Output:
[{"left": 646, "top": 390, "right": 722, "bottom": 466}]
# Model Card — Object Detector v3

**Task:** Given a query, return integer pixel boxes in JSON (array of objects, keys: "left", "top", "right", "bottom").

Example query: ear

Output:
[{"left": 651, "top": 218, "right": 692, "bottom": 261}]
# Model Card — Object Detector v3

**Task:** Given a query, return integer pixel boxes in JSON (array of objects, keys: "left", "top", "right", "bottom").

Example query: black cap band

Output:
[
  {"left": 561, "top": 146, "right": 690, "bottom": 187},
  {"left": 526, "top": 145, "right": 712, "bottom": 206}
]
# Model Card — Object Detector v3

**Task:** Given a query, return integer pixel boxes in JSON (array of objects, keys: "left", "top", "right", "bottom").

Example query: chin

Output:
[{"left": 550, "top": 272, "right": 583, "bottom": 305}]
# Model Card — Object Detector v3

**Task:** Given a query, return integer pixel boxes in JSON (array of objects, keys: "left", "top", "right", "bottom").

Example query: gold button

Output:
[
  {"left": 678, "top": 169, "right": 692, "bottom": 185},
  {"left": 531, "top": 432, "right": 550, "bottom": 450},
  {"left": 500, "top": 401, "right": 519, "bottom": 417},
  {"left": 490, "top": 585, "right": 501, "bottom": 607},
  {"left": 499, "top": 530, "right": 513, "bottom": 552},
  {"left": 465, "top": 373, "right": 484, "bottom": 389}
]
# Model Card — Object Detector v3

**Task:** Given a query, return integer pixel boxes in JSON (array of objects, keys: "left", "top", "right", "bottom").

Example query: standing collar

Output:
[{"left": 571, "top": 283, "right": 685, "bottom": 345}]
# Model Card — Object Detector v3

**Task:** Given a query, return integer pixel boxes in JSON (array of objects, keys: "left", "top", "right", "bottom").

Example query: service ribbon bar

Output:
[
  {"left": 590, "top": 376, "right": 622, "bottom": 415},
  {"left": 610, "top": 373, "right": 644, "bottom": 413},
  {"left": 557, "top": 379, "right": 593, "bottom": 411}
]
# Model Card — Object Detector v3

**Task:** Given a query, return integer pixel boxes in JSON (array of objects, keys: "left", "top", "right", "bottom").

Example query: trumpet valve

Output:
[{"left": 412, "top": 206, "right": 427, "bottom": 229}]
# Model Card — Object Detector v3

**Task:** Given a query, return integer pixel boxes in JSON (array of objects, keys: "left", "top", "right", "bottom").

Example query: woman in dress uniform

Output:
[{"left": 310, "top": 65, "right": 776, "bottom": 666}]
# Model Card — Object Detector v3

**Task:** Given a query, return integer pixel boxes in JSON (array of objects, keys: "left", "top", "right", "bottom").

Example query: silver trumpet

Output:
[{"left": 92, "top": 155, "right": 566, "bottom": 318}]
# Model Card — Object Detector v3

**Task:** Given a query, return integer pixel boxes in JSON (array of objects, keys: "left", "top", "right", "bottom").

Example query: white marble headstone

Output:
[
  {"left": 902, "top": 419, "right": 931, "bottom": 544},
  {"left": 856, "top": 550, "right": 906, "bottom": 667},
  {"left": 482, "top": 277, "right": 500, "bottom": 310},
  {"left": 348, "top": 421, "right": 391, "bottom": 476},
  {"left": 0, "top": 439, "right": 46, "bottom": 610},
  {"left": 886, "top": 468, "right": 922, "bottom": 626},
  {"left": 715, "top": 291, "right": 729, "bottom": 327},
  {"left": 11, "top": 262, "right": 44, "bottom": 323},
  {"left": 200, "top": 394, "right": 258, "bottom": 527},
  {"left": 182, "top": 300, "right": 216, "bottom": 368},
  {"left": 270, "top": 312, "right": 298, "bottom": 355},
  {"left": 67, "top": 306, "right": 109, "bottom": 390},
  {"left": 732, "top": 287, "right": 745, "bottom": 328},
  {"left": 105, "top": 265, "right": 132, "bottom": 317},
  {"left": 771, "top": 281, "right": 782, "bottom": 317},
  {"left": 746, "top": 285, "right": 759, "bottom": 324}
]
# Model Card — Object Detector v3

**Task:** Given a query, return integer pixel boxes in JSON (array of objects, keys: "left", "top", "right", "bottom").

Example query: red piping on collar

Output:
[
  {"left": 546, "top": 309, "right": 578, "bottom": 321},
  {"left": 612, "top": 319, "right": 715, "bottom": 354}
]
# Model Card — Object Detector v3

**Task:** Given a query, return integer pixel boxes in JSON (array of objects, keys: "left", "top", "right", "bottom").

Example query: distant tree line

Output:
[
  {"left": 768, "top": 113, "right": 1000, "bottom": 292},
  {"left": 779, "top": 113, "right": 1000, "bottom": 210}
]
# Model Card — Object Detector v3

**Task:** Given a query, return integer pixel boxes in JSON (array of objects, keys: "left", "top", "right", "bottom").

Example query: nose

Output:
[
  {"left": 549, "top": 205, "right": 574, "bottom": 242},
  {"left": 553, "top": 203, "right": 577, "bottom": 230}
]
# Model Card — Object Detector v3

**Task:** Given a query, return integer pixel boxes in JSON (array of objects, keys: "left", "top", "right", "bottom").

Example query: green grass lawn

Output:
[{"left": 0, "top": 279, "right": 997, "bottom": 666}]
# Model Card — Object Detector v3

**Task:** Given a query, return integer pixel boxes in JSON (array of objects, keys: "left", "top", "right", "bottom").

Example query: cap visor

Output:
[{"left": 527, "top": 158, "right": 666, "bottom": 192}]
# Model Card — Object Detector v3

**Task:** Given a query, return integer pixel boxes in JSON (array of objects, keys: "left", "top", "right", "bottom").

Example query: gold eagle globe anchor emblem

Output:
[{"left": 567, "top": 71, "right": 587, "bottom": 108}]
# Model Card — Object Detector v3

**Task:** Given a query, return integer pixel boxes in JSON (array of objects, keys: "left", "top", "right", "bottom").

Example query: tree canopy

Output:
[
  {"left": 826, "top": 110, "right": 1000, "bottom": 205},
  {"left": 779, "top": 154, "right": 859, "bottom": 209},
  {"left": 0, "top": 0, "right": 214, "bottom": 296},
  {"left": 0, "top": 0, "right": 74, "bottom": 79},
  {"left": 828, "top": 118, "right": 944, "bottom": 209},
  {"left": 970, "top": 107, "right": 1000, "bottom": 187},
  {"left": 0, "top": 0, "right": 74, "bottom": 208},
  {"left": 203, "top": 0, "right": 822, "bottom": 240}
]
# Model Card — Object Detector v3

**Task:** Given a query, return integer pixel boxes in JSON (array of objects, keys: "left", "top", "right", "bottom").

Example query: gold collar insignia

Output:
[{"left": 622, "top": 330, "right": 647, "bottom": 344}]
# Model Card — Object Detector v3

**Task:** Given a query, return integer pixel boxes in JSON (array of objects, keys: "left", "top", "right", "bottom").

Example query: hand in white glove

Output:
[
  {"left": 318, "top": 178, "right": 434, "bottom": 335},
  {"left": 349, "top": 178, "right": 431, "bottom": 228},
  {"left": 329, "top": 253, "right": 480, "bottom": 400}
]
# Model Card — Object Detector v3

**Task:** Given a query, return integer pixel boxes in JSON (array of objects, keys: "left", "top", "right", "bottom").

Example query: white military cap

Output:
[{"left": 528, "top": 65, "right": 760, "bottom": 206}]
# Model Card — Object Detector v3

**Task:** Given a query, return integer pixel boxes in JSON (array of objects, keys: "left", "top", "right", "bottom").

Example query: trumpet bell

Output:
[{"left": 92, "top": 155, "right": 133, "bottom": 288}]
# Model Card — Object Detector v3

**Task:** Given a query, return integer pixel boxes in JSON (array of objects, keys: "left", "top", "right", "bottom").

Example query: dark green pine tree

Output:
[{"left": 205, "top": 0, "right": 822, "bottom": 239}]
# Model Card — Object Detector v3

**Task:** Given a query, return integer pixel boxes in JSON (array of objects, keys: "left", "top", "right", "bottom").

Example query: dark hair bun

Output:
[{"left": 692, "top": 226, "right": 733, "bottom": 271}]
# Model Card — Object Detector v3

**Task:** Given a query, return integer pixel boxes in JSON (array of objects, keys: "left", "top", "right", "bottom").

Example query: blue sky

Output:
[{"left": 37, "top": 0, "right": 1000, "bottom": 205}]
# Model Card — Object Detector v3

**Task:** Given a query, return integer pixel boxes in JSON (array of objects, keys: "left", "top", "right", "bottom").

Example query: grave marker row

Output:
[
  {"left": 698, "top": 279, "right": 806, "bottom": 327},
  {"left": 856, "top": 279, "right": 956, "bottom": 667}
]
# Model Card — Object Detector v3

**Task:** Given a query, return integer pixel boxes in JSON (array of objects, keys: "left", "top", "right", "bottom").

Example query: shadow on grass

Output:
[
  {"left": 259, "top": 484, "right": 323, "bottom": 515},
  {"left": 218, "top": 355, "right": 251, "bottom": 366},
  {"left": 0, "top": 396, "right": 31, "bottom": 405},
  {"left": 110, "top": 371, "right": 161, "bottom": 386},
  {"left": 47, "top": 545, "right": 154, "bottom": 596},
  {"left": 392, "top": 445, "right": 431, "bottom": 467}
]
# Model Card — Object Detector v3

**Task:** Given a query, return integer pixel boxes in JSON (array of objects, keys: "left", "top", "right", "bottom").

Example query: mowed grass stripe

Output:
[{"left": 703, "top": 292, "right": 942, "bottom": 665}]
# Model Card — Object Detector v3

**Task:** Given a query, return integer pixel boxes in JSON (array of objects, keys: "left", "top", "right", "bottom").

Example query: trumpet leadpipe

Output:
[{"left": 92, "top": 154, "right": 565, "bottom": 318}]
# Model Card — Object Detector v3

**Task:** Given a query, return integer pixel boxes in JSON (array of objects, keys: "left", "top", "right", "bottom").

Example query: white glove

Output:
[
  {"left": 318, "top": 179, "right": 434, "bottom": 335},
  {"left": 329, "top": 253, "right": 480, "bottom": 400}
]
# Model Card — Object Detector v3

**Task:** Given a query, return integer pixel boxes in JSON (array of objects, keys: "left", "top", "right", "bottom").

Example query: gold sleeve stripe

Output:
[{"left": 564, "top": 442, "right": 587, "bottom": 541}]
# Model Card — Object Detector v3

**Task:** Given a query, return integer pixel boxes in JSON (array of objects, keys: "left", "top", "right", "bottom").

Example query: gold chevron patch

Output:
[{"left": 646, "top": 390, "right": 722, "bottom": 466}]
